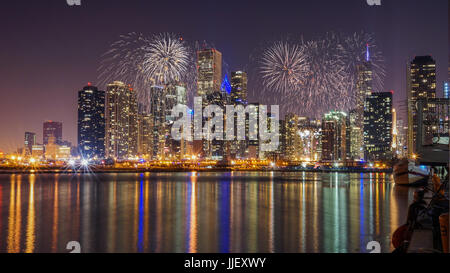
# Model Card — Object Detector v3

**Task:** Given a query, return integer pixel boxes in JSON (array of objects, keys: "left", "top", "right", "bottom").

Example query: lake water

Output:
[{"left": 0, "top": 171, "right": 415, "bottom": 253}]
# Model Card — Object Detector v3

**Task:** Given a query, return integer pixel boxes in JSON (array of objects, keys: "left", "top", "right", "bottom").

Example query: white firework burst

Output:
[
  {"left": 141, "top": 33, "right": 190, "bottom": 86},
  {"left": 339, "top": 31, "right": 386, "bottom": 94},
  {"left": 259, "top": 41, "right": 309, "bottom": 94},
  {"left": 98, "top": 32, "right": 193, "bottom": 113}
]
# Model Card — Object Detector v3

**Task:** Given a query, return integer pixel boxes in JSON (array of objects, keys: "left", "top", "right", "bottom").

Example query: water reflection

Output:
[{"left": 0, "top": 172, "right": 414, "bottom": 253}]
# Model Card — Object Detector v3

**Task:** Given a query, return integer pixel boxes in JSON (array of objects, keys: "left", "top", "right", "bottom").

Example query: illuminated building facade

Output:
[
  {"left": 137, "top": 110, "right": 153, "bottom": 160},
  {"left": 246, "top": 103, "right": 261, "bottom": 159},
  {"left": 77, "top": 84, "right": 105, "bottom": 159},
  {"left": 444, "top": 82, "right": 449, "bottom": 99},
  {"left": 149, "top": 84, "right": 188, "bottom": 160},
  {"left": 364, "top": 92, "right": 393, "bottom": 161},
  {"left": 407, "top": 56, "right": 436, "bottom": 155},
  {"left": 321, "top": 111, "right": 347, "bottom": 161},
  {"left": 165, "top": 83, "right": 188, "bottom": 160},
  {"left": 31, "top": 144, "right": 44, "bottom": 158},
  {"left": 204, "top": 90, "right": 228, "bottom": 160},
  {"left": 197, "top": 48, "right": 223, "bottom": 159},
  {"left": 230, "top": 71, "right": 247, "bottom": 105},
  {"left": 283, "top": 113, "right": 301, "bottom": 161},
  {"left": 347, "top": 109, "right": 362, "bottom": 160},
  {"left": 105, "top": 81, "right": 138, "bottom": 160},
  {"left": 394, "top": 119, "right": 408, "bottom": 158},
  {"left": 43, "top": 120, "right": 62, "bottom": 145},
  {"left": 227, "top": 71, "right": 248, "bottom": 159},
  {"left": 354, "top": 45, "right": 373, "bottom": 159},
  {"left": 149, "top": 86, "right": 166, "bottom": 160},
  {"left": 24, "top": 132, "right": 36, "bottom": 156},
  {"left": 197, "top": 48, "right": 222, "bottom": 97},
  {"left": 45, "top": 136, "right": 59, "bottom": 160}
]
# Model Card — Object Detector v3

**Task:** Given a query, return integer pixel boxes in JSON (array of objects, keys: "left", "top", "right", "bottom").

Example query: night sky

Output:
[{"left": 0, "top": 0, "right": 448, "bottom": 153}]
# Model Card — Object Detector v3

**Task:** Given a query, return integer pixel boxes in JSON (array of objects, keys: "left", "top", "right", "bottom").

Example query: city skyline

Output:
[{"left": 0, "top": 0, "right": 448, "bottom": 153}]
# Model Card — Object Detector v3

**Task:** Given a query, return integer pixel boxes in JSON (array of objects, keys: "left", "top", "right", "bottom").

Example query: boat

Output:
[{"left": 393, "top": 159, "right": 430, "bottom": 186}]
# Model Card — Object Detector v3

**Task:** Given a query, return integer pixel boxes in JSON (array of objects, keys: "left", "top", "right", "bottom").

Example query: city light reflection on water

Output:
[{"left": 0, "top": 172, "right": 414, "bottom": 253}]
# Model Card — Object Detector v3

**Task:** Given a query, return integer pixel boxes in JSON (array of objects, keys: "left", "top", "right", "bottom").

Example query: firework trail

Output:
[{"left": 259, "top": 41, "right": 309, "bottom": 94}]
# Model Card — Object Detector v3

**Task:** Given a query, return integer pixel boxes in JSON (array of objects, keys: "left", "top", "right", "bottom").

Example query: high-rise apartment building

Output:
[
  {"left": 407, "top": 56, "right": 436, "bottom": 155},
  {"left": 283, "top": 113, "right": 301, "bottom": 161},
  {"left": 321, "top": 111, "right": 347, "bottom": 161},
  {"left": 364, "top": 92, "right": 393, "bottom": 161},
  {"left": 105, "top": 81, "right": 138, "bottom": 160},
  {"left": 77, "top": 83, "right": 105, "bottom": 159}
]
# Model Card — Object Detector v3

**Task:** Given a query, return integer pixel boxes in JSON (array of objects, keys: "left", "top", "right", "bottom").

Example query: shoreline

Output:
[{"left": 0, "top": 167, "right": 393, "bottom": 175}]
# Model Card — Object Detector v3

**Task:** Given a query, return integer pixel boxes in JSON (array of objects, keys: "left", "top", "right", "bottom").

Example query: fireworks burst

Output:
[
  {"left": 251, "top": 31, "right": 386, "bottom": 118},
  {"left": 259, "top": 41, "right": 309, "bottom": 94},
  {"left": 141, "top": 33, "right": 190, "bottom": 85},
  {"left": 339, "top": 31, "right": 386, "bottom": 94},
  {"left": 98, "top": 32, "right": 192, "bottom": 111},
  {"left": 301, "top": 33, "right": 349, "bottom": 113}
]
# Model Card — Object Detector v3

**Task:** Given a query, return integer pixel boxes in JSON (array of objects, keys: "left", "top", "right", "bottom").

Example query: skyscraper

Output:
[
  {"left": 24, "top": 132, "right": 36, "bottom": 156},
  {"left": 321, "top": 111, "right": 347, "bottom": 162},
  {"left": 230, "top": 71, "right": 248, "bottom": 105},
  {"left": 43, "top": 121, "right": 62, "bottom": 145},
  {"left": 196, "top": 48, "right": 223, "bottom": 159},
  {"left": 246, "top": 103, "right": 261, "bottom": 159},
  {"left": 137, "top": 102, "right": 153, "bottom": 160},
  {"left": 226, "top": 71, "right": 248, "bottom": 159},
  {"left": 204, "top": 90, "right": 228, "bottom": 160},
  {"left": 354, "top": 45, "right": 373, "bottom": 159},
  {"left": 77, "top": 83, "right": 105, "bottom": 159},
  {"left": 165, "top": 83, "right": 188, "bottom": 160},
  {"left": 148, "top": 83, "right": 188, "bottom": 160},
  {"left": 364, "top": 92, "right": 393, "bottom": 161},
  {"left": 197, "top": 48, "right": 222, "bottom": 98},
  {"left": 105, "top": 81, "right": 138, "bottom": 160},
  {"left": 283, "top": 113, "right": 301, "bottom": 161},
  {"left": 347, "top": 109, "right": 362, "bottom": 160},
  {"left": 407, "top": 56, "right": 436, "bottom": 155}
]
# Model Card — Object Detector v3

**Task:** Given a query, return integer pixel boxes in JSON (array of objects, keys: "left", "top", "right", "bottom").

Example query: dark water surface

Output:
[{"left": 0, "top": 171, "right": 414, "bottom": 253}]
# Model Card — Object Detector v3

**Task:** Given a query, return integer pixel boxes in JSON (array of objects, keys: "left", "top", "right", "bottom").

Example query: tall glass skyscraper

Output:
[
  {"left": 77, "top": 83, "right": 105, "bottom": 159},
  {"left": 354, "top": 45, "right": 373, "bottom": 159},
  {"left": 197, "top": 48, "right": 222, "bottom": 98},
  {"left": 321, "top": 111, "right": 347, "bottom": 161},
  {"left": 196, "top": 48, "right": 223, "bottom": 159},
  {"left": 364, "top": 92, "right": 393, "bottom": 161},
  {"left": 105, "top": 81, "right": 138, "bottom": 160},
  {"left": 407, "top": 56, "right": 436, "bottom": 155}
]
